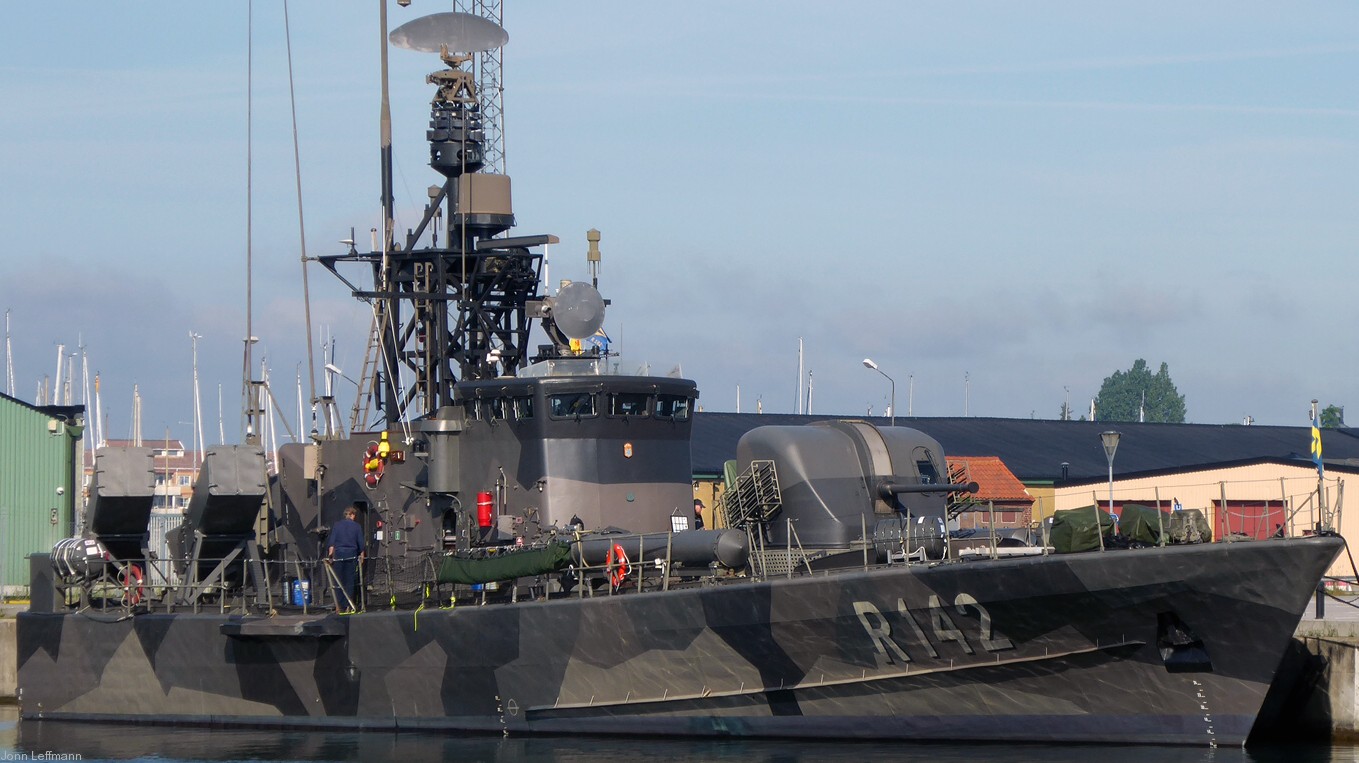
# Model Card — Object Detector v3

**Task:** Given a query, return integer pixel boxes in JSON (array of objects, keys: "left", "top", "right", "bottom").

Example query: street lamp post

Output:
[
  {"left": 862, "top": 358, "right": 895, "bottom": 427},
  {"left": 1099, "top": 430, "right": 1121, "bottom": 552}
]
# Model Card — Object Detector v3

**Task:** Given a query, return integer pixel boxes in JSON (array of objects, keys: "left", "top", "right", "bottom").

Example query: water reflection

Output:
[{"left": 0, "top": 708, "right": 1350, "bottom": 763}]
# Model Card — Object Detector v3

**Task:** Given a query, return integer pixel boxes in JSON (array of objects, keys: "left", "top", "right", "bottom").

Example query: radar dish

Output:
[
  {"left": 390, "top": 12, "right": 509, "bottom": 54},
  {"left": 554, "top": 282, "right": 606, "bottom": 341}
]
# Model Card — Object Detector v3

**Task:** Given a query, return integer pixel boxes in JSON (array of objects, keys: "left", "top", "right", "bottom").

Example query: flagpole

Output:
[{"left": 1311, "top": 399, "right": 1330, "bottom": 531}]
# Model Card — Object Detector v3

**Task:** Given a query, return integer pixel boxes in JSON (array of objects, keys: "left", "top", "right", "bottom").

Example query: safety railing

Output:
[{"left": 46, "top": 528, "right": 750, "bottom": 616}]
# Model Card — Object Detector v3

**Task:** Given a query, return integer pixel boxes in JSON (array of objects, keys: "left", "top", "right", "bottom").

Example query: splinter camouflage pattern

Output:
[
  {"left": 15, "top": 12, "right": 1343, "bottom": 748},
  {"left": 18, "top": 536, "right": 1339, "bottom": 746}
]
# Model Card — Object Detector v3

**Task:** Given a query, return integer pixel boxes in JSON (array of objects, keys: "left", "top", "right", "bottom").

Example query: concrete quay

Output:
[
  {"left": 1294, "top": 597, "right": 1359, "bottom": 739},
  {"left": 0, "top": 606, "right": 16, "bottom": 704},
  {"left": 0, "top": 619, "right": 12, "bottom": 704}
]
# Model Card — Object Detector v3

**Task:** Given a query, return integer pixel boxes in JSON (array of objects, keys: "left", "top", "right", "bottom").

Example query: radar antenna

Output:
[{"left": 320, "top": 11, "right": 554, "bottom": 429}]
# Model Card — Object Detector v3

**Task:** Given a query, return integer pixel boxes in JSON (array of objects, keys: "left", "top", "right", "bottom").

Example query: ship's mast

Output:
[
  {"left": 320, "top": 11, "right": 557, "bottom": 428},
  {"left": 241, "top": 2, "right": 265, "bottom": 447}
]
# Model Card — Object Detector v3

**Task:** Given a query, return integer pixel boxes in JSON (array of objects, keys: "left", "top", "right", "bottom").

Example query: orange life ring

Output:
[
  {"left": 120, "top": 563, "right": 145, "bottom": 606},
  {"left": 606, "top": 543, "right": 630, "bottom": 588}
]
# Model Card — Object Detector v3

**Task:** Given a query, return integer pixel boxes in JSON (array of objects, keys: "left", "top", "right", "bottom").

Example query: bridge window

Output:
[
  {"left": 488, "top": 398, "right": 506, "bottom": 420},
  {"left": 549, "top": 393, "right": 597, "bottom": 419},
  {"left": 609, "top": 393, "right": 650, "bottom": 418},
  {"left": 513, "top": 397, "right": 534, "bottom": 420},
  {"left": 656, "top": 394, "right": 690, "bottom": 421}
]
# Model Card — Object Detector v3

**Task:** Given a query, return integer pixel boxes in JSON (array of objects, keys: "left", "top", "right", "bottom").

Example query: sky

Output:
[{"left": 1, "top": 1, "right": 1356, "bottom": 447}]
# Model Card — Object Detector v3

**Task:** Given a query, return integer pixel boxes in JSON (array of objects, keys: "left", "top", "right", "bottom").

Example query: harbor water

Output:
[{"left": 1, "top": 706, "right": 1355, "bottom": 763}]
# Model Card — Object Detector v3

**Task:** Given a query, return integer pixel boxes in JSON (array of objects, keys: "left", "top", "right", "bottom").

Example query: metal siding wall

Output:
[
  {"left": 147, "top": 513, "right": 184, "bottom": 587},
  {"left": 0, "top": 397, "right": 77, "bottom": 595}
]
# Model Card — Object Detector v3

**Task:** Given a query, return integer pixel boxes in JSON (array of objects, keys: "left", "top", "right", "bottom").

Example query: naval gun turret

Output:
[{"left": 736, "top": 420, "right": 978, "bottom": 560}]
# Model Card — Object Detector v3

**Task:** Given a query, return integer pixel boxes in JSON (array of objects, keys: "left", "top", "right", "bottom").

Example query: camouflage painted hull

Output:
[{"left": 17, "top": 536, "right": 1339, "bottom": 746}]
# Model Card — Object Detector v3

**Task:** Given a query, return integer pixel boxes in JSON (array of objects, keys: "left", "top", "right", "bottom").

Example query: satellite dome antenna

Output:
[
  {"left": 390, "top": 11, "right": 509, "bottom": 175},
  {"left": 389, "top": 12, "right": 509, "bottom": 54},
  {"left": 552, "top": 282, "right": 607, "bottom": 342}
]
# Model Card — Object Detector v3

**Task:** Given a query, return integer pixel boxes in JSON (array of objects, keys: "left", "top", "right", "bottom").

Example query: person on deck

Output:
[
  {"left": 693, "top": 499, "right": 706, "bottom": 530},
  {"left": 327, "top": 506, "right": 366, "bottom": 612}
]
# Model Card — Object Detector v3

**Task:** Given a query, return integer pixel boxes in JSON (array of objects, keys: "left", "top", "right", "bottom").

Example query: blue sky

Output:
[{"left": 2, "top": 1, "right": 1356, "bottom": 446}]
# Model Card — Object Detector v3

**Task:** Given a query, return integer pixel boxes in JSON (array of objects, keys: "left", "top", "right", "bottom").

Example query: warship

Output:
[{"left": 17, "top": 10, "right": 1342, "bottom": 747}]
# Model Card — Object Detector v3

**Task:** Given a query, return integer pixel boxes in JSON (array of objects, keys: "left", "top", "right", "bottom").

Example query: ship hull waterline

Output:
[{"left": 17, "top": 536, "right": 1340, "bottom": 747}]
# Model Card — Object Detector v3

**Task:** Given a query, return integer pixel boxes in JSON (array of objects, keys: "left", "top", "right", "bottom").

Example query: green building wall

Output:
[{"left": 0, "top": 393, "right": 82, "bottom": 597}]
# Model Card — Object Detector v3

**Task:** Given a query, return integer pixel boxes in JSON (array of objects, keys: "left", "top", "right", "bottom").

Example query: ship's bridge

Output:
[{"left": 453, "top": 369, "right": 699, "bottom": 533}]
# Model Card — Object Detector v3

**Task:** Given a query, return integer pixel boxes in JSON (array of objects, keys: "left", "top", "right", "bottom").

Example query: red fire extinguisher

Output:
[{"left": 476, "top": 491, "right": 494, "bottom": 529}]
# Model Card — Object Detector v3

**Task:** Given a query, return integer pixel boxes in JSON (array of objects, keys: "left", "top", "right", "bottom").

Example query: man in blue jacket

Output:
[{"left": 327, "top": 506, "right": 366, "bottom": 612}]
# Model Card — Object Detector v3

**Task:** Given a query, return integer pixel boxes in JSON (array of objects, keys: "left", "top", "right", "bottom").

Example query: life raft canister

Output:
[
  {"left": 606, "top": 543, "right": 630, "bottom": 588},
  {"left": 476, "top": 492, "right": 494, "bottom": 529}
]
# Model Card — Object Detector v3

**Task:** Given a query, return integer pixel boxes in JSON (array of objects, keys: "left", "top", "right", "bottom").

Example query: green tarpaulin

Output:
[
  {"left": 1119, "top": 503, "right": 1169, "bottom": 546},
  {"left": 437, "top": 542, "right": 573, "bottom": 585},
  {"left": 1050, "top": 506, "right": 1114, "bottom": 553}
]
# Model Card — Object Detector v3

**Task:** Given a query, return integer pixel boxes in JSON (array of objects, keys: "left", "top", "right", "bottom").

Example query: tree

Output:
[
  {"left": 1321, "top": 404, "right": 1345, "bottom": 428},
  {"left": 1095, "top": 359, "right": 1186, "bottom": 423}
]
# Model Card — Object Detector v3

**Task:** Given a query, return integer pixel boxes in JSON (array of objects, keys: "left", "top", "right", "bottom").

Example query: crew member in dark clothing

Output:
[
  {"left": 693, "top": 499, "right": 706, "bottom": 530},
  {"left": 327, "top": 506, "right": 366, "bottom": 612}
]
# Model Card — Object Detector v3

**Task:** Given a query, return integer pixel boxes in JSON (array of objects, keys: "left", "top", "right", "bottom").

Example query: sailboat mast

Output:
[
  {"left": 295, "top": 363, "right": 303, "bottom": 439},
  {"left": 66, "top": 349, "right": 76, "bottom": 405},
  {"left": 190, "top": 331, "right": 204, "bottom": 469},
  {"left": 4, "top": 309, "right": 14, "bottom": 396},
  {"left": 94, "top": 374, "right": 105, "bottom": 448},
  {"left": 53, "top": 344, "right": 64, "bottom": 405},
  {"left": 132, "top": 384, "right": 143, "bottom": 447}
]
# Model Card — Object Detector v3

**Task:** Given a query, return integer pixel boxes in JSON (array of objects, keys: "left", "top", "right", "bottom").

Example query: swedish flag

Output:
[{"left": 1312, "top": 413, "right": 1324, "bottom": 477}]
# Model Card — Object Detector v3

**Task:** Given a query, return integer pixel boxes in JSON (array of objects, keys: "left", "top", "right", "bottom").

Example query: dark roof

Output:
[
  {"left": 691, "top": 412, "right": 1359, "bottom": 485},
  {"left": 0, "top": 391, "right": 83, "bottom": 421}
]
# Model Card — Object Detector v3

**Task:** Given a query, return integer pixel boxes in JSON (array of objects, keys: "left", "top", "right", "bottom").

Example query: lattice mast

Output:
[
  {"left": 320, "top": 11, "right": 553, "bottom": 429},
  {"left": 455, "top": 0, "right": 506, "bottom": 174}
]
